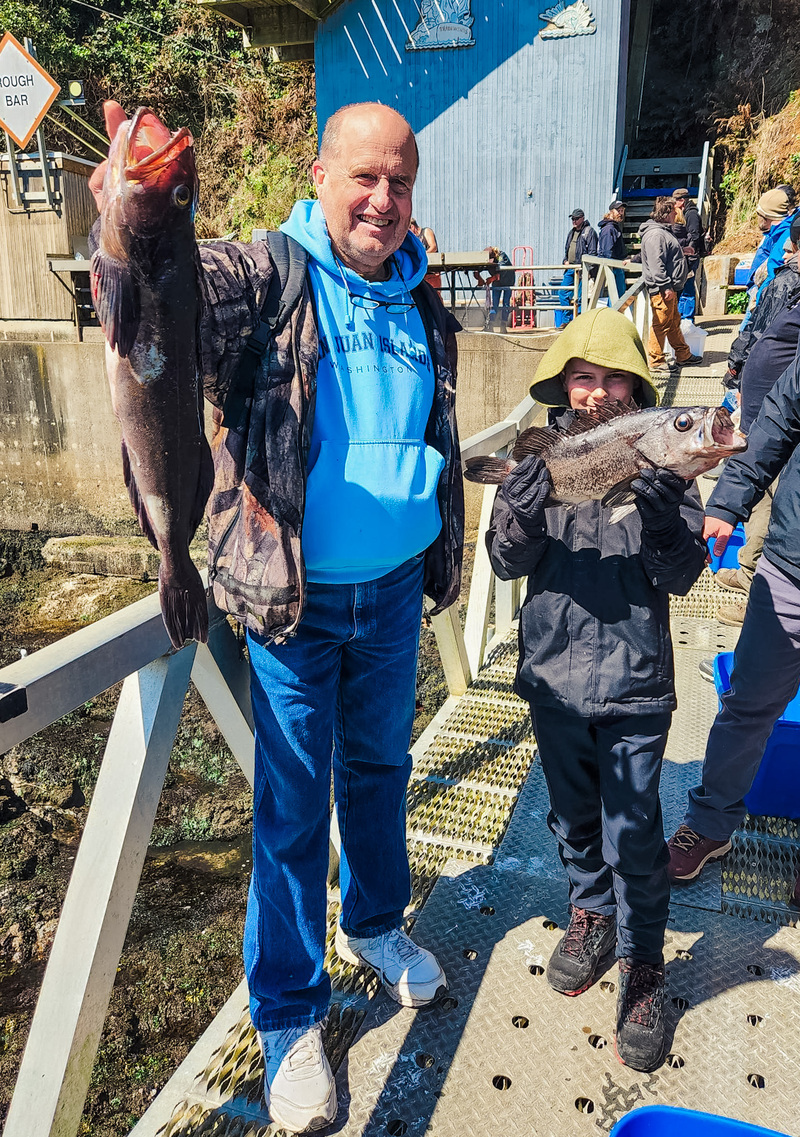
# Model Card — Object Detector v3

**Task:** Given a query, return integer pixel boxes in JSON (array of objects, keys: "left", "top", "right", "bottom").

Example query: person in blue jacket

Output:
[
  {"left": 746, "top": 186, "right": 798, "bottom": 301},
  {"left": 597, "top": 200, "right": 628, "bottom": 301}
]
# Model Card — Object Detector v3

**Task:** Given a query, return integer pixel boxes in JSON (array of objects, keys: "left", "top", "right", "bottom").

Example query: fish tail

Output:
[
  {"left": 464, "top": 456, "right": 515, "bottom": 484},
  {"left": 158, "top": 561, "right": 209, "bottom": 650}
]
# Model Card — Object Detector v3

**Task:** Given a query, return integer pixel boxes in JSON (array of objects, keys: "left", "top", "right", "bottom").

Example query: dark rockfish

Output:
[
  {"left": 464, "top": 402, "right": 747, "bottom": 508},
  {"left": 91, "top": 107, "right": 213, "bottom": 649}
]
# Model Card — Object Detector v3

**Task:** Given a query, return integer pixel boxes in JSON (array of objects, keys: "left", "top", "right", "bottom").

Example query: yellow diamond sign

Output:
[{"left": 0, "top": 32, "right": 60, "bottom": 149}]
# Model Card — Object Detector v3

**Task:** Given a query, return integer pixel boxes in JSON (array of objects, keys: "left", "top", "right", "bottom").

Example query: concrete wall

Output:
[{"left": 0, "top": 326, "right": 553, "bottom": 536}]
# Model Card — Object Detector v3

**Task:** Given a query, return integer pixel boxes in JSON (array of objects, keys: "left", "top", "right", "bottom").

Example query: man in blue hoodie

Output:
[{"left": 240, "top": 103, "right": 463, "bottom": 1132}]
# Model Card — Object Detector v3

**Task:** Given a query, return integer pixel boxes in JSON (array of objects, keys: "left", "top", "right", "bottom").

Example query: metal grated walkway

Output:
[{"left": 130, "top": 325, "right": 800, "bottom": 1137}]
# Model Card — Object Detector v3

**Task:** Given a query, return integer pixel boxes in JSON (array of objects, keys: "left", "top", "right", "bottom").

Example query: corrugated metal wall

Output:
[{"left": 314, "top": 1, "right": 629, "bottom": 264}]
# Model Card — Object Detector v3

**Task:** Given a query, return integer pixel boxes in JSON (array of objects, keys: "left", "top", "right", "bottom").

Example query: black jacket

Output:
[
  {"left": 681, "top": 200, "right": 703, "bottom": 259},
  {"left": 487, "top": 411, "right": 706, "bottom": 717},
  {"left": 739, "top": 301, "right": 800, "bottom": 432},
  {"left": 564, "top": 221, "right": 598, "bottom": 265},
  {"left": 598, "top": 218, "right": 626, "bottom": 261},
  {"left": 727, "top": 257, "right": 800, "bottom": 386},
  {"left": 707, "top": 353, "right": 800, "bottom": 580}
]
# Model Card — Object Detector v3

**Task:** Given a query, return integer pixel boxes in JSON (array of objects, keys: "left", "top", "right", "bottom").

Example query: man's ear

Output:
[{"left": 311, "top": 159, "right": 326, "bottom": 193}]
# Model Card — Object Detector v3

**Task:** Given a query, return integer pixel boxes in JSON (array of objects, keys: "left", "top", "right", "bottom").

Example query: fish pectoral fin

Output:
[
  {"left": 512, "top": 425, "right": 559, "bottom": 460},
  {"left": 91, "top": 249, "right": 140, "bottom": 357},
  {"left": 464, "top": 456, "right": 515, "bottom": 484},
  {"left": 121, "top": 439, "right": 160, "bottom": 550},
  {"left": 609, "top": 502, "right": 638, "bottom": 525},
  {"left": 601, "top": 484, "right": 636, "bottom": 509}
]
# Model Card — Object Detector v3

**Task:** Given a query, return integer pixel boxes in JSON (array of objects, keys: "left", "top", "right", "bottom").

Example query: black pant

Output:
[{"left": 530, "top": 704, "right": 671, "bottom": 963}]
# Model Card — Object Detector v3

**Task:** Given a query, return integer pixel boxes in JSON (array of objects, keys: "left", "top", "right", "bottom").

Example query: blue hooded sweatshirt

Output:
[{"left": 281, "top": 199, "right": 444, "bottom": 584}]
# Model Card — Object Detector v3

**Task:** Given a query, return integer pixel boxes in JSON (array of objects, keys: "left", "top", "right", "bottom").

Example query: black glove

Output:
[
  {"left": 631, "top": 467, "right": 687, "bottom": 534},
  {"left": 723, "top": 365, "right": 740, "bottom": 390},
  {"left": 499, "top": 454, "right": 551, "bottom": 533}
]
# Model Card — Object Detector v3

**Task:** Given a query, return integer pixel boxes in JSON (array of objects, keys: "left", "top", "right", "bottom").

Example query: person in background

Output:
[
  {"left": 639, "top": 197, "right": 701, "bottom": 375},
  {"left": 597, "top": 200, "right": 628, "bottom": 301},
  {"left": 475, "top": 246, "right": 515, "bottom": 332},
  {"left": 410, "top": 218, "right": 441, "bottom": 290},
  {"left": 487, "top": 308, "right": 706, "bottom": 1072},
  {"left": 667, "top": 349, "right": 800, "bottom": 895},
  {"left": 744, "top": 187, "right": 799, "bottom": 314},
  {"left": 671, "top": 189, "right": 703, "bottom": 321},
  {"left": 556, "top": 208, "right": 598, "bottom": 328}
]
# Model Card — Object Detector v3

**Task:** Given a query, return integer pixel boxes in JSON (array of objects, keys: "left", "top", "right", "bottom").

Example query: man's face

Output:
[
  {"left": 312, "top": 108, "right": 417, "bottom": 281},
  {"left": 572, "top": 216, "right": 584, "bottom": 230},
  {"left": 564, "top": 359, "right": 636, "bottom": 410},
  {"left": 757, "top": 212, "right": 772, "bottom": 233}
]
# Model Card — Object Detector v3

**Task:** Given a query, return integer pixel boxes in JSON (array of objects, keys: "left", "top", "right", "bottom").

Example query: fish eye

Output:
[
  {"left": 673, "top": 412, "right": 694, "bottom": 432},
  {"left": 173, "top": 185, "right": 192, "bottom": 208}
]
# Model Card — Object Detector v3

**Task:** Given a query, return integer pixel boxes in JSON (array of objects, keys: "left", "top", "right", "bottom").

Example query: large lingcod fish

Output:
[
  {"left": 464, "top": 402, "right": 747, "bottom": 508},
  {"left": 91, "top": 106, "right": 213, "bottom": 650}
]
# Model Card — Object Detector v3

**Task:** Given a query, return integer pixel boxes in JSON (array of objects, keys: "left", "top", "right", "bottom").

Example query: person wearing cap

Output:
[
  {"left": 638, "top": 196, "right": 701, "bottom": 374},
  {"left": 671, "top": 189, "right": 704, "bottom": 320},
  {"left": 747, "top": 186, "right": 799, "bottom": 298},
  {"left": 555, "top": 208, "right": 598, "bottom": 328},
  {"left": 598, "top": 200, "right": 628, "bottom": 300},
  {"left": 486, "top": 308, "right": 706, "bottom": 1073}
]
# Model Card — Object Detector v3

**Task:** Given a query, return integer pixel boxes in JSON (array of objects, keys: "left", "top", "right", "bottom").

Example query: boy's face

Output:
[{"left": 563, "top": 359, "right": 636, "bottom": 410}]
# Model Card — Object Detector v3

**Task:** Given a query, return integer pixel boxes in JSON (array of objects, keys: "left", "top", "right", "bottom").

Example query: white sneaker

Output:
[
  {"left": 258, "top": 1023, "right": 337, "bottom": 1132},
  {"left": 335, "top": 924, "right": 447, "bottom": 1007}
]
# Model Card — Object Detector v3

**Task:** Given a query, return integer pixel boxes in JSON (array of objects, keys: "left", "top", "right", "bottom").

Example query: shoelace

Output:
[
  {"left": 381, "top": 929, "right": 423, "bottom": 964},
  {"left": 265, "top": 1027, "right": 322, "bottom": 1077},
  {"left": 671, "top": 825, "right": 702, "bottom": 853},
  {"left": 562, "top": 909, "right": 609, "bottom": 959},
  {"left": 622, "top": 965, "right": 663, "bottom": 1027}
]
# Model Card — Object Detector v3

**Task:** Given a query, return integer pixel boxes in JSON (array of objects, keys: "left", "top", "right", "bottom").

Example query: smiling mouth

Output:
[{"left": 357, "top": 214, "right": 392, "bottom": 228}]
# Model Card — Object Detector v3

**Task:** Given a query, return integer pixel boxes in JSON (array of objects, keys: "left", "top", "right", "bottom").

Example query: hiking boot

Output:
[
  {"left": 715, "top": 567, "right": 749, "bottom": 594},
  {"left": 335, "top": 925, "right": 447, "bottom": 1007},
  {"left": 615, "top": 958, "right": 666, "bottom": 1072},
  {"left": 717, "top": 600, "right": 747, "bottom": 626},
  {"left": 259, "top": 1024, "right": 337, "bottom": 1133},
  {"left": 667, "top": 824, "right": 732, "bottom": 882},
  {"left": 698, "top": 657, "right": 715, "bottom": 684},
  {"left": 546, "top": 905, "right": 617, "bottom": 996}
]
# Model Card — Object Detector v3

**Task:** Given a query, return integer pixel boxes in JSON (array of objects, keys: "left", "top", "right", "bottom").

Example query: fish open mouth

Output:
[
  {"left": 710, "top": 406, "right": 745, "bottom": 448},
  {"left": 124, "top": 107, "right": 193, "bottom": 182}
]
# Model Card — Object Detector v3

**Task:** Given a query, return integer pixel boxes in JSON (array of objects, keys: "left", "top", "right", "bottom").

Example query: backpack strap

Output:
[{"left": 222, "top": 231, "right": 308, "bottom": 431}]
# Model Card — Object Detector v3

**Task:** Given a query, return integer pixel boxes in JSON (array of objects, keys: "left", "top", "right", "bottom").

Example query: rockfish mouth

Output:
[
  {"left": 123, "top": 107, "right": 193, "bottom": 182},
  {"left": 464, "top": 400, "right": 747, "bottom": 510}
]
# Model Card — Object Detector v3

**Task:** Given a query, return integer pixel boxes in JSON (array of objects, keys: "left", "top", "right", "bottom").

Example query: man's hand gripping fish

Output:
[
  {"left": 90, "top": 103, "right": 213, "bottom": 649},
  {"left": 465, "top": 401, "right": 747, "bottom": 514}
]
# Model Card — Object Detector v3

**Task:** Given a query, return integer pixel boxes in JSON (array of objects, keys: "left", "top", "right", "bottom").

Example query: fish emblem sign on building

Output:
[
  {"left": 406, "top": 0, "right": 475, "bottom": 51},
  {"left": 539, "top": 1, "right": 597, "bottom": 39}
]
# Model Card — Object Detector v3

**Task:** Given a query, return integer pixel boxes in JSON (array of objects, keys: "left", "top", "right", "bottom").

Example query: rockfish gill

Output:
[
  {"left": 90, "top": 106, "right": 213, "bottom": 649},
  {"left": 464, "top": 402, "right": 747, "bottom": 508}
]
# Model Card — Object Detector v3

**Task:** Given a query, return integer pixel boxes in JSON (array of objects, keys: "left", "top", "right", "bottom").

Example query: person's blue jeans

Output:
[
  {"left": 244, "top": 553, "right": 425, "bottom": 1030},
  {"left": 555, "top": 269, "right": 581, "bottom": 328},
  {"left": 489, "top": 285, "right": 512, "bottom": 326}
]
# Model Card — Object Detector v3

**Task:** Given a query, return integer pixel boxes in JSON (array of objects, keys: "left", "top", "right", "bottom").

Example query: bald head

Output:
[
  {"left": 320, "top": 103, "right": 419, "bottom": 173},
  {"left": 312, "top": 102, "right": 419, "bottom": 280}
]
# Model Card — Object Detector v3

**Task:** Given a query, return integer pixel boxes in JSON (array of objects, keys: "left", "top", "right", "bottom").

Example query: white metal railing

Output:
[{"left": 580, "top": 256, "right": 651, "bottom": 345}]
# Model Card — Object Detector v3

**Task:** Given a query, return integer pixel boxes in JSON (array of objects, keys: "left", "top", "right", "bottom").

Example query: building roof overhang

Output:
[{"left": 196, "top": 0, "right": 347, "bottom": 54}]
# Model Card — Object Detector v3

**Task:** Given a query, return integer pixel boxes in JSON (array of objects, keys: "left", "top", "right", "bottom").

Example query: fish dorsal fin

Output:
[
  {"left": 91, "top": 248, "right": 140, "bottom": 357},
  {"left": 512, "top": 425, "right": 560, "bottom": 460},
  {"left": 464, "top": 456, "right": 515, "bottom": 484},
  {"left": 562, "top": 398, "right": 638, "bottom": 437}
]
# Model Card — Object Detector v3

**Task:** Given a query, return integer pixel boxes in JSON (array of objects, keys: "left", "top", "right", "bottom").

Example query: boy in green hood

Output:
[{"left": 487, "top": 309, "right": 706, "bottom": 1071}]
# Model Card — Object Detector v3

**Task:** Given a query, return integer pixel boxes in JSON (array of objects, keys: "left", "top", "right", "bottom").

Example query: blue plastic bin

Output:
[
  {"left": 610, "top": 1105, "right": 789, "bottom": 1137},
  {"left": 707, "top": 523, "right": 746, "bottom": 572},
  {"left": 714, "top": 652, "right": 800, "bottom": 818}
]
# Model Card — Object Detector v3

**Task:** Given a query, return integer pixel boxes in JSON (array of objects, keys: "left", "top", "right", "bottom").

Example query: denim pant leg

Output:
[
  {"left": 686, "top": 556, "right": 800, "bottom": 841},
  {"left": 595, "top": 714, "right": 671, "bottom": 963},
  {"left": 530, "top": 705, "right": 615, "bottom": 915},
  {"left": 555, "top": 270, "right": 575, "bottom": 328},
  {"left": 335, "top": 555, "right": 424, "bottom": 936},
  {"left": 244, "top": 604, "right": 344, "bottom": 1031}
]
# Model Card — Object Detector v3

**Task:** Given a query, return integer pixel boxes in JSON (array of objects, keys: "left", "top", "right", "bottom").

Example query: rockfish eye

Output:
[
  {"left": 173, "top": 185, "right": 192, "bottom": 208},
  {"left": 673, "top": 412, "right": 694, "bottom": 432}
]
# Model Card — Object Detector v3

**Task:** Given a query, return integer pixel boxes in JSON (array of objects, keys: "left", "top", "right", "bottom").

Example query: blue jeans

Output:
[
  {"left": 244, "top": 553, "right": 424, "bottom": 1030},
  {"left": 489, "top": 285, "right": 512, "bottom": 325},
  {"left": 555, "top": 269, "right": 581, "bottom": 328}
]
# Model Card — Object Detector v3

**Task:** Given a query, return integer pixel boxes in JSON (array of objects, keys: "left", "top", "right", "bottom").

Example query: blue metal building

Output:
[
  {"left": 314, "top": 1, "right": 630, "bottom": 263},
  {"left": 199, "top": 0, "right": 638, "bottom": 262}
]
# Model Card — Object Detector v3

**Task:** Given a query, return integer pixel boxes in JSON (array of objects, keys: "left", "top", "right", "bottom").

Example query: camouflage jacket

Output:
[{"left": 198, "top": 238, "right": 464, "bottom": 641}]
